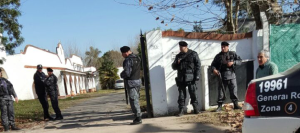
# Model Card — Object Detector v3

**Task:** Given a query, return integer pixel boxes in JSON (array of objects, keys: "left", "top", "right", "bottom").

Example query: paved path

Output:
[{"left": 15, "top": 92, "right": 230, "bottom": 133}]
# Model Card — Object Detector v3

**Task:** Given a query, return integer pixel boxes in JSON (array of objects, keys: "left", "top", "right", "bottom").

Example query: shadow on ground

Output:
[{"left": 41, "top": 93, "right": 228, "bottom": 133}]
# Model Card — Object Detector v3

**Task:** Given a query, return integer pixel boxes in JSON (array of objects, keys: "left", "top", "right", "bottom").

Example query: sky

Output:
[
  {"left": 15, "top": 0, "right": 185, "bottom": 56},
  {"left": 10, "top": 0, "right": 300, "bottom": 57}
]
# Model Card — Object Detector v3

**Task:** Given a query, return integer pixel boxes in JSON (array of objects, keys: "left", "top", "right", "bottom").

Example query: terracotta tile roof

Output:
[{"left": 162, "top": 31, "right": 252, "bottom": 41}]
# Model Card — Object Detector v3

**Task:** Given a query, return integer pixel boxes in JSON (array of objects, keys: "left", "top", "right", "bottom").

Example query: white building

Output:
[{"left": 0, "top": 35, "right": 97, "bottom": 100}]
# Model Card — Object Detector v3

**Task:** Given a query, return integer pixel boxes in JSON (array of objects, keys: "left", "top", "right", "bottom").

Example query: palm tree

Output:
[
  {"left": 85, "top": 46, "right": 101, "bottom": 68},
  {"left": 99, "top": 58, "right": 119, "bottom": 89}
]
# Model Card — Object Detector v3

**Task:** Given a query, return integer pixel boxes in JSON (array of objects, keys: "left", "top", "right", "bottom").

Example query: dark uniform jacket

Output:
[
  {"left": 121, "top": 54, "right": 141, "bottom": 88},
  {"left": 34, "top": 71, "right": 47, "bottom": 94},
  {"left": 172, "top": 49, "right": 201, "bottom": 83},
  {"left": 0, "top": 78, "right": 17, "bottom": 100},
  {"left": 211, "top": 51, "right": 242, "bottom": 80},
  {"left": 45, "top": 74, "right": 58, "bottom": 93}
]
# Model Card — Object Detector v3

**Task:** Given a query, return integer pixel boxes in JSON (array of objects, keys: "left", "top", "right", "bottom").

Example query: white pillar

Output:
[
  {"left": 58, "top": 72, "right": 66, "bottom": 96},
  {"left": 76, "top": 75, "right": 80, "bottom": 93},
  {"left": 82, "top": 76, "right": 85, "bottom": 89},
  {"left": 66, "top": 74, "right": 71, "bottom": 96},
  {"left": 146, "top": 30, "right": 168, "bottom": 117},
  {"left": 200, "top": 66, "right": 210, "bottom": 110},
  {"left": 92, "top": 77, "right": 96, "bottom": 88},
  {"left": 71, "top": 75, "right": 76, "bottom": 95},
  {"left": 260, "top": 12, "right": 269, "bottom": 52},
  {"left": 252, "top": 30, "right": 264, "bottom": 78}
]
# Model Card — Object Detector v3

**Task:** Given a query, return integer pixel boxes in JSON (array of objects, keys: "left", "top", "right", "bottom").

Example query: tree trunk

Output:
[
  {"left": 250, "top": 2, "right": 262, "bottom": 30},
  {"left": 224, "top": 0, "right": 235, "bottom": 34},
  {"left": 235, "top": 0, "right": 240, "bottom": 33},
  {"left": 249, "top": 0, "right": 282, "bottom": 29}
]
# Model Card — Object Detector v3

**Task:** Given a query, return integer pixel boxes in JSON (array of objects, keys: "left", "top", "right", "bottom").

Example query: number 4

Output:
[{"left": 288, "top": 104, "right": 293, "bottom": 111}]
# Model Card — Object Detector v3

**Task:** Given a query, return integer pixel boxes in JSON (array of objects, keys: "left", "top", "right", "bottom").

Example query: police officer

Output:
[
  {"left": 172, "top": 41, "right": 201, "bottom": 117},
  {"left": 211, "top": 41, "right": 242, "bottom": 112},
  {"left": 33, "top": 65, "right": 53, "bottom": 120},
  {"left": 120, "top": 46, "right": 142, "bottom": 125},
  {"left": 45, "top": 68, "right": 63, "bottom": 120},
  {"left": 0, "top": 69, "right": 20, "bottom": 131}
]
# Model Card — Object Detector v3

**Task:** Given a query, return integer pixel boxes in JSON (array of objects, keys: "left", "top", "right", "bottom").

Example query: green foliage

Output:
[
  {"left": 240, "top": 27, "right": 249, "bottom": 33},
  {"left": 85, "top": 46, "right": 102, "bottom": 68},
  {"left": 152, "top": 27, "right": 161, "bottom": 31},
  {"left": 99, "top": 52, "right": 120, "bottom": 89},
  {"left": 103, "top": 50, "right": 123, "bottom": 67},
  {"left": 14, "top": 89, "right": 121, "bottom": 121},
  {"left": 192, "top": 21, "right": 203, "bottom": 32},
  {"left": 0, "top": 0, "right": 24, "bottom": 55},
  {"left": 177, "top": 28, "right": 184, "bottom": 32},
  {"left": 165, "top": 28, "right": 173, "bottom": 31}
]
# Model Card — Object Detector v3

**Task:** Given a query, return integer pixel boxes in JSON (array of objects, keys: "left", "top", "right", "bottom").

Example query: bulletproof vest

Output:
[
  {"left": 178, "top": 50, "right": 195, "bottom": 72},
  {"left": 220, "top": 51, "right": 234, "bottom": 72},
  {"left": 0, "top": 78, "right": 9, "bottom": 96},
  {"left": 128, "top": 54, "right": 141, "bottom": 80}
]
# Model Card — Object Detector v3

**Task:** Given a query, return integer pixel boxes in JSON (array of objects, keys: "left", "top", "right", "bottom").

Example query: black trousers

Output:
[
  {"left": 36, "top": 89, "right": 50, "bottom": 117},
  {"left": 217, "top": 79, "right": 238, "bottom": 103},
  {"left": 0, "top": 99, "right": 15, "bottom": 126},
  {"left": 48, "top": 91, "right": 62, "bottom": 117},
  {"left": 177, "top": 82, "right": 198, "bottom": 109}
]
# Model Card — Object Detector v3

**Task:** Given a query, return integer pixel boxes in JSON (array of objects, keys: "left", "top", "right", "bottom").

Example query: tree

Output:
[
  {"left": 117, "top": 0, "right": 247, "bottom": 33},
  {"left": 249, "top": 0, "right": 283, "bottom": 29},
  {"left": 85, "top": 46, "right": 101, "bottom": 68},
  {"left": 177, "top": 28, "right": 184, "bottom": 32},
  {"left": 192, "top": 21, "right": 203, "bottom": 32},
  {"left": 104, "top": 50, "right": 123, "bottom": 67},
  {"left": 0, "top": 0, "right": 24, "bottom": 57},
  {"left": 64, "top": 42, "right": 84, "bottom": 58},
  {"left": 99, "top": 52, "right": 120, "bottom": 89},
  {"left": 118, "top": 0, "right": 288, "bottom": 33}
]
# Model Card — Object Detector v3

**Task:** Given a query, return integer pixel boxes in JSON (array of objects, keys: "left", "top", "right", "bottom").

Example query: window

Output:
[{"left": 116, "top": 80, "right": 124, "bottom": 83}]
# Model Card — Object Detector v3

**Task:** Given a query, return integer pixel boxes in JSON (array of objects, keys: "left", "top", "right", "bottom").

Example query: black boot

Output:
[
  {"left": 193, "top": 105, "right": 199, "bottom": 114},
  {"left": 44, "top": 114, "right": 54, "bottom": 121},
  {"left": 11, "top": 125, "right": 21, "bottom": 130},
  {"left": 130, "top": 116, "right": 142, "bottom": 125},
  {"left": 215, "top": 103, "right": 223, "bottom": 112},
  {"left": 55, "top": 114, "right": 64, "bottom": 120},
  {"left": 233, "top": 101, "right": 242, "bottom": 109},
  {"left": 177, "top": 108, "right": 184, "bottom": 117},
  {"left": 3, "top": 125, "right": 9, "bottom": 132}
]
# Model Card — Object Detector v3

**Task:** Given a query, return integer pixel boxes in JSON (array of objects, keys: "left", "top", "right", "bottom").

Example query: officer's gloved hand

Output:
[{"left": 192, "top": 77, "right": 200, "bottom": 84}]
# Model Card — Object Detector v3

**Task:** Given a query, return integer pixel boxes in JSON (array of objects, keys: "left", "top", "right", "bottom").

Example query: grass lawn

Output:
[
  {"left": 139, "top": 88, "right": 147, "bottom": 109},
  {"left": 13, "top": 89, "right": 122, "bottom": 126}
]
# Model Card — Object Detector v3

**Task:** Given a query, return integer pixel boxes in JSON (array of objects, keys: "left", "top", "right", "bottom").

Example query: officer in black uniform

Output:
[
  {"left": 211, "top": 41, "right": 242, "bottom": 112},
  {"left": 45, "top": 68, "right": 63, "bottom": 120},
  {"left": 0, "top": 69, "right": 21, "bottom": 131},
  {"left": 33, "top": 65, "right": 53, "bottom": 120},
  {"left": 120, "top": 46, "right": 142, "bottom": 125},
  {"left": 172, "top": 41, "right": 201, "bottom": 117}
]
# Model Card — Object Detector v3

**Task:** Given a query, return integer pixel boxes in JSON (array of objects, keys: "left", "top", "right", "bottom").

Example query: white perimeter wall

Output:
[{"left": 147, "top": 30, "right": 264, "bottom": 117}]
